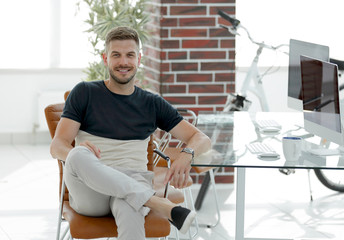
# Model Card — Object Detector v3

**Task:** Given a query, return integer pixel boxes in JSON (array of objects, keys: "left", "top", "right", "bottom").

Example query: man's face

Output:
[{"left": 103, "top": 39, "right": 141, "bottom": 85}]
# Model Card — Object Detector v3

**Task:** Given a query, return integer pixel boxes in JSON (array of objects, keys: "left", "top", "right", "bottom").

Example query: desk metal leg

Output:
[
  {"left": 194, "top": 171, "right": 210, "bottom": 210},
  {"left": 236, "top": 168, "right": 294, "bottom": 240},
  {"left": 236, "top": 167, "right": 246, "bottom": 240}
]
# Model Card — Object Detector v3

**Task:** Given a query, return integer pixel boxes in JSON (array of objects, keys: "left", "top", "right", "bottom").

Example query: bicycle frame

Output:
[
  {"left": 240, "top": 44, "right": 269, "bottom": 111},
  {"left": 218, "top": 10, "right": 288, "bottom": 112}
]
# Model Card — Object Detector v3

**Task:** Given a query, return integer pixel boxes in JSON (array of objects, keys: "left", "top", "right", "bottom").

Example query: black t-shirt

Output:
[{"left": 61, "top": 81, "right": 183, "bottom": 140}]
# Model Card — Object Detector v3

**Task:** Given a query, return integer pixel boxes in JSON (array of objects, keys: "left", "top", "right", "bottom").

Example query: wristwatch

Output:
[{"left": 181, "top": 148, "right": 194, "bottom": 163}]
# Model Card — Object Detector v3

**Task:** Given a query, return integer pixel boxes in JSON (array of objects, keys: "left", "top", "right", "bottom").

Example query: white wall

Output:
[
  {"left": 236, "top": 0, "right": 344, "bottom": 67},
  {"left": 0, "top": 69, "right": 84, "bottom": 144},
  {"left": 236, "top": 66, "right": 292, "bottom": 113}
]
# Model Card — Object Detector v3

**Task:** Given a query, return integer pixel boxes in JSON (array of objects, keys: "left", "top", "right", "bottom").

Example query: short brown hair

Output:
[{"left": 105, "top": 26, "right": 140, "bottom": 53}]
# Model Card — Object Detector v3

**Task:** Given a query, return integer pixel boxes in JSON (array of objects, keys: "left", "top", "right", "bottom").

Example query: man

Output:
[{"left": 50, "top": 26, "right": 211, "bottom": 239}]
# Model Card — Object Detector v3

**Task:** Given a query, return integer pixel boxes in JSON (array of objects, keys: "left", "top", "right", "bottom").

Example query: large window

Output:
[
  {"left": 0, "top": 0, "right": 94, "bottom": 69},
  {"left": 60, "top": 0, "right": 98, "bottom": 68},
  {"left": 1, "top": 1, "right": 343, "bottom": 69}
]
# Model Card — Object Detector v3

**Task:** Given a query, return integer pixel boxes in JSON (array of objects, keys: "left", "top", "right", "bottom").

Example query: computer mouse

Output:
[
  {"left": 257, "top": 152, "right": 280, "bottom": 160},
  {"left": 260, "top": 127, "right": 281, "bottom": 135},
  {"left": 262, "top": 126, "right": 281, "bottom": 132}
]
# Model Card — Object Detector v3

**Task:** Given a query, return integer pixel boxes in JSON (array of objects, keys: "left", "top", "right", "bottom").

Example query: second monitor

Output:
[{"left": 300, "top": 55, "right": 344, "bottom": 154}]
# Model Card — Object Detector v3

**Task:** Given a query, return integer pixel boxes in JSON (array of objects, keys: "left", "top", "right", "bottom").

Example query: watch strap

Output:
[{"left": 181, "top": 148, "right": 194, "bottom": 163}]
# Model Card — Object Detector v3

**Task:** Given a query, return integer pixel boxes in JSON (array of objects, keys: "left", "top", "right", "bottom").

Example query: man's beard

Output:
[{"left": 108, "top": 67, "right": 137, "bottom": 85}]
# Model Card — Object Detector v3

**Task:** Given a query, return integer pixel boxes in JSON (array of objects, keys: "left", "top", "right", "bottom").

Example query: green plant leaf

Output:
[{"left": 78, "top": 0, "right": 152, "bottom": 85}]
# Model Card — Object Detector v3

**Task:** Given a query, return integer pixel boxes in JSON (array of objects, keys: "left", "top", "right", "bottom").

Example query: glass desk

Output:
[{"left": 192, "top": 111, "right": 344, "bottom": 240}]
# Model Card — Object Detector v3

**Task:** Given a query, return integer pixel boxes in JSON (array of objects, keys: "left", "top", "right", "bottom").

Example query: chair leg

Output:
[
  {"left": 207, "top": 169, "right": 221, "bottom": 228},
  {"left": 56, "top": 177, "right": 66, "bottom": 240},
  {"left": 183, "top": 188, "right": 199, "bottom": 239},
  {"left": 60, "top": 225, "right": 69, "bottom": 240},
  {"left": 198, "top": 169, "right": 221, "bottom": 228},
  {"left": 174, "top": 225, "right": 180, "bottom": 240}
]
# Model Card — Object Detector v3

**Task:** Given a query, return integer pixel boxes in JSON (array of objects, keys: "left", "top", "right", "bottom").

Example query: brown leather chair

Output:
[{"left": 45, "top": 101, "right": 186, "bottom": 239}]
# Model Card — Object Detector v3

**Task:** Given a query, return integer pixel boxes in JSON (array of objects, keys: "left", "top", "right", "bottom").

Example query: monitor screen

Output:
[
  {"left": 300, "top": 55, "right": 343, "bottom": 146},
  {"left": 288, "top": 39, "right": 330, "bottom": 111}
]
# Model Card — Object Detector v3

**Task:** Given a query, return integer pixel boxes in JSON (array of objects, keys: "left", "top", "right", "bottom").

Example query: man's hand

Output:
[
  {"left": 80, "top": 140, "right": 101, "bottom": 159},
  {"left": 162, "top": 119, "right": 212, "bottom": 189},
  {"left": 164, "top": 158, "right": 192, "bottom": 189}
]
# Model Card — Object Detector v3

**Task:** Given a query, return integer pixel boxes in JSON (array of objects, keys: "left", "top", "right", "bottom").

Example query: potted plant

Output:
[{"left": 77, "top": 0, "right": 150, "bottom": 84}]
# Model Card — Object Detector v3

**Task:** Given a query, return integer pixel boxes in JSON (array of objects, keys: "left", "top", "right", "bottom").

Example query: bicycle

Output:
[
  {"left": 218, "top": 10, "right": 288, "bottom": 112},
  {"left": 218, "top": 10, "right": 344, "bottom": 198}
]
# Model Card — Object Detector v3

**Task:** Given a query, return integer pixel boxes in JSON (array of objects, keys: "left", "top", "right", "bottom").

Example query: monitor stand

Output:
[{"left": 307, "top": 138, "right": 344, "bottom": 156}]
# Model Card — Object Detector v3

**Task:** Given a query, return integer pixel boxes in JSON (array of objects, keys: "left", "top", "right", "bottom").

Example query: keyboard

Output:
[
  {"left": 246, "top": 142, "right": 276, "bottom": 154},
  {"left": 255, "top": 119, "right": 282, "bottom": 130}
]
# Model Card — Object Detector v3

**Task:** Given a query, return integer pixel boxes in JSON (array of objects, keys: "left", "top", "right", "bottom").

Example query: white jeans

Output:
[{"left": 64, "top": 146, "right": 156, "bottom": 240}]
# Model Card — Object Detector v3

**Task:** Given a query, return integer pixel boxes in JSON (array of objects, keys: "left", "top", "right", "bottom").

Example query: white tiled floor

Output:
[{"left": 1, "top": 144, "right": 344, "bottom": 240}]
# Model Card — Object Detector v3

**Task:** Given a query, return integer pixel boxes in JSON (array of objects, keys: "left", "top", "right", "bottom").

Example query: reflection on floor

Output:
[{"left": 1, "top": 144, "right": 344, "bottom": 239}]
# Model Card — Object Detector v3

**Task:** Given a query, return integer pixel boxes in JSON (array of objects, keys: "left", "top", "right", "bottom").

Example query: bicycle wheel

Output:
[{"left": 314, "top": 169, "right": 344, "bottom": 192}]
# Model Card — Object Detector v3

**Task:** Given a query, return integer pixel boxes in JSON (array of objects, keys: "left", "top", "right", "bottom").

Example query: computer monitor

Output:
[
  {"left": 300, "top": 55, "right": 344, "bottom": 149},
  {"left": 288, "top": 39, "right": 330, "bottom": 111}
]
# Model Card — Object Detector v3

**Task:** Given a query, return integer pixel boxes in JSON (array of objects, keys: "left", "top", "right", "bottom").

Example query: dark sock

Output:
[{"left": 169, "top": 206, "right": 196, "bottom": 234}]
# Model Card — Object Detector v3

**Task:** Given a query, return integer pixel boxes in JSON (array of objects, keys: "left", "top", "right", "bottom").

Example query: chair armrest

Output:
[
  {"left": 153, "top": 149, "right": 170, "bottom": 166},
  {"left": 153, "top": 148, "right": 171, "bottom": 198}
]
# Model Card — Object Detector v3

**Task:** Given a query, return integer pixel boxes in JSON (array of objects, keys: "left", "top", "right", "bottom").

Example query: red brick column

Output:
[
  {"left": 143, "top": 0, "right": 236, "bottom": 112},
  {"left": 143, "top": 1, "right": 236, "bottom": 183}
]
